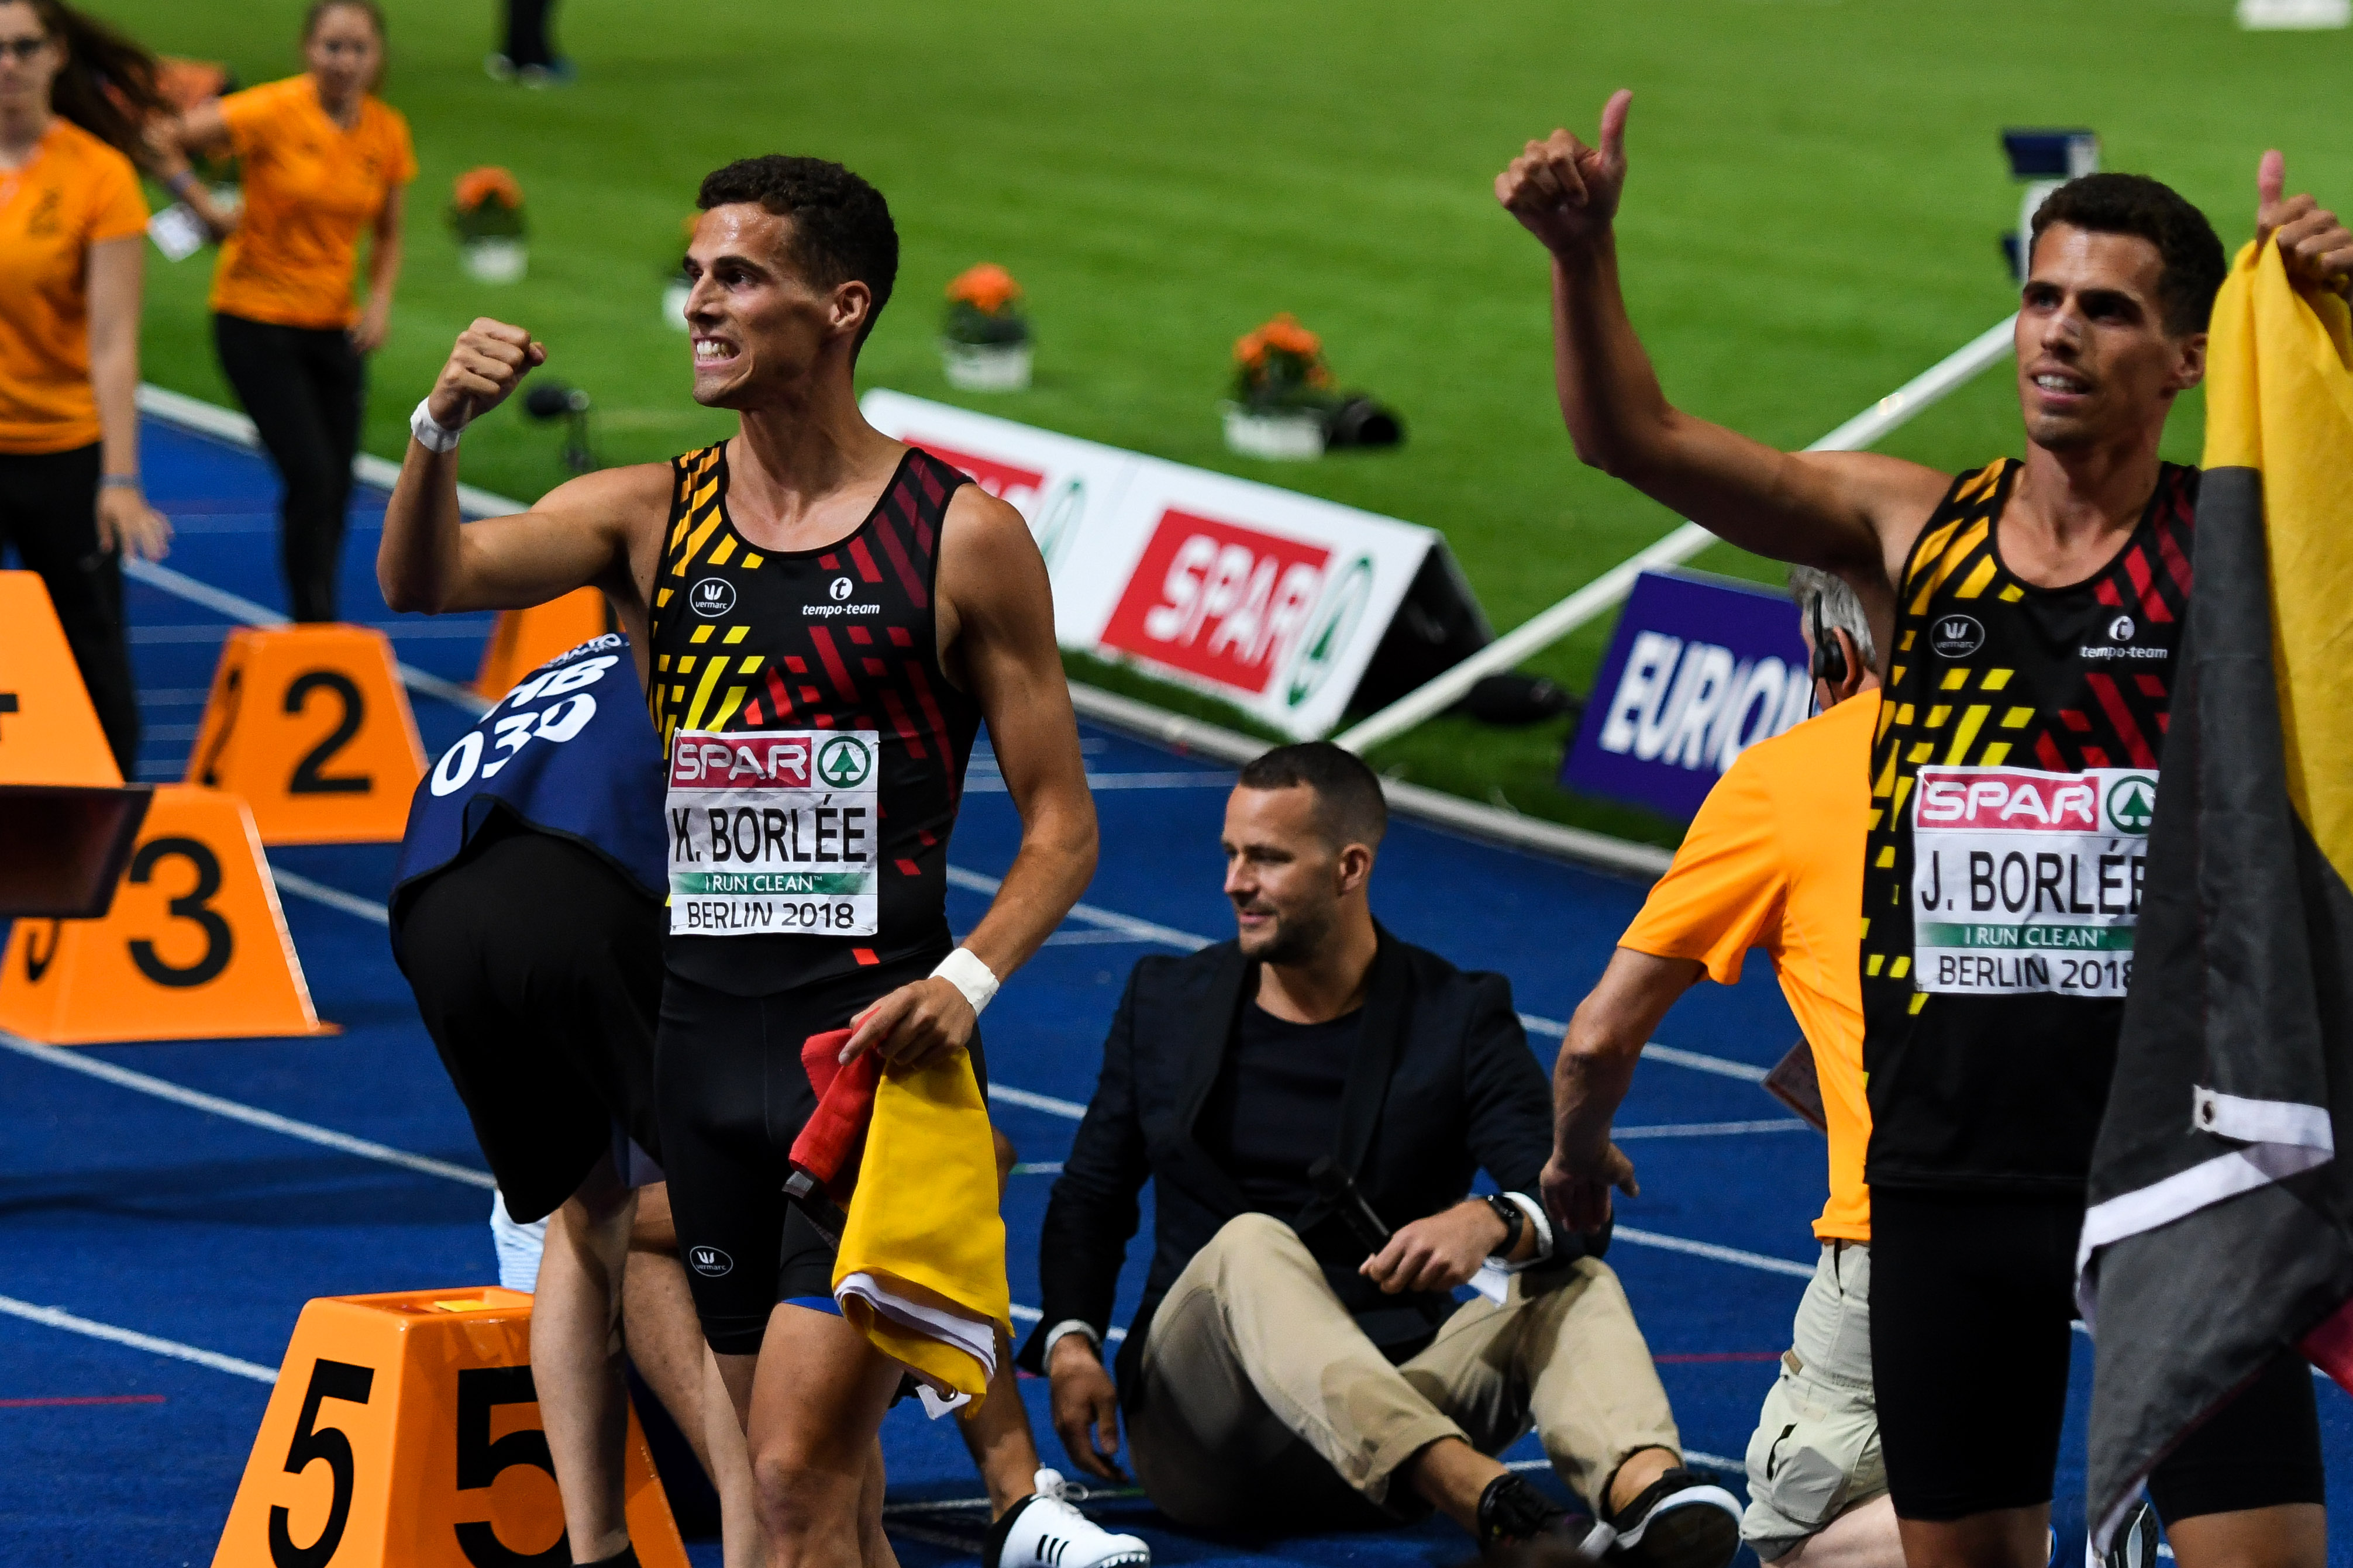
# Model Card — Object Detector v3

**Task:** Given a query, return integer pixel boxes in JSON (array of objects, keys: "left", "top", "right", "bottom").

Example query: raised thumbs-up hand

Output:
[
  {"left": 2256, "top": 149, "right": 2353, "bottom": 295},
  {"left": 1496, "top": 89, "right": 1634, "bottom": 261}
]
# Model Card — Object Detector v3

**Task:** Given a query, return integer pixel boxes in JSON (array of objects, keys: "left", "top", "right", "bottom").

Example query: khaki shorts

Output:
[{"left": 1743, "top": 1240, "right": 1884, "bottom": 1560}]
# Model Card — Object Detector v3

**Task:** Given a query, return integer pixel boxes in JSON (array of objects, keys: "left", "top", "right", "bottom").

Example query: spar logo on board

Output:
[
  {"left": 1916, "top": 769, "right": 2100, "bottom": 830},
  {"left": 1100, "top": 510, "right": 1331, "bottom": 695},
  {"left": 912, "top": 437, "right": 1086, "bottom": 569}
]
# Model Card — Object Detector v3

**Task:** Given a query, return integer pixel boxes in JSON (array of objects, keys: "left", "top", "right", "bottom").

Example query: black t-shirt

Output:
[
  {"left": 1198, "top": 1000, "right": 1363, "bottom": 1220},
  {"left": 1861, "top": 459, "right": 2195, "bottom": 1195}
]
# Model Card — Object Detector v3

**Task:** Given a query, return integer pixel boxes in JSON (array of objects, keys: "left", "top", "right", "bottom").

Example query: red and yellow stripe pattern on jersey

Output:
[
  {"left": 1857, "top": 457, "right": 2199, "bottom": 1194},
  {"left": 645, "top": 440, "right": 983, "bottom": 990}
]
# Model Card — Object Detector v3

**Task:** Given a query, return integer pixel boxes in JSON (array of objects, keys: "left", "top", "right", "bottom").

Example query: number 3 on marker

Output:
[{"left": 270, "top": 1357, "right": 374, "bottom": 1568}]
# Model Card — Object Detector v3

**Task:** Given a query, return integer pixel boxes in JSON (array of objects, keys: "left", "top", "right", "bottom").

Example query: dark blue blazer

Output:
[{"left": 1017, "top": 923, "right": 1606, "bottom": 1401}]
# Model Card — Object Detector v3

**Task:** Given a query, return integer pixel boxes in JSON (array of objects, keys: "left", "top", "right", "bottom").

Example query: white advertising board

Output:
[{"left": 861, "top": 390, "right": 1449, "bottom": 739}]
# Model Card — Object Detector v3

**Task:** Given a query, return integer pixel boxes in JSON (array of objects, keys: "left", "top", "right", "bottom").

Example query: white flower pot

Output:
[
  {"left": 460, "top": 237, "right": 528, "bottom": 283},
  {"left": 662, "top": 280, "right": 691, "bottom": 332},
  {"left": 940, "top": 340, "right": 1032, "bottom": 391},
  {"left": 1222, "top": 404, "right": 1326, "bottom": 461}
]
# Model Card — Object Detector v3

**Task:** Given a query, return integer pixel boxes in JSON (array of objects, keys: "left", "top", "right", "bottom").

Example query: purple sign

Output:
[{"left": 1562, "top": 569, "right": 1814, "bottom": 821}]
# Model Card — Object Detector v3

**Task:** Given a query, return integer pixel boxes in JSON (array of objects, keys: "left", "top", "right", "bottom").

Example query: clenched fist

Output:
[
  {"left": 1497, "top": 89, "right": 1633, "bottom": 259},
  {"left": 425, "top": 318, "right": 547, "bottom": 431},
  {"left": 2256, "top": 150, "right": 2353, "bottom": 296}
]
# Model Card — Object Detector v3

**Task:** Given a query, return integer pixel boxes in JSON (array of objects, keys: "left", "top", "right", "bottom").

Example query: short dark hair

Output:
[
  {"left": 2030, "top": 173, "right": 2227, "bottom": 337},
  {"left": 1236, "top": 742, "right": 1388, "bottom": 850},
  {"left": 697, "top": 156, "right": 898, "bottom": 353}
]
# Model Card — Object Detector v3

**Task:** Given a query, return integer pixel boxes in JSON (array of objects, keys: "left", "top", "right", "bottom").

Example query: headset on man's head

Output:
[{"left": 1811, "top": 594, "right": 1848, "bottom": 687}]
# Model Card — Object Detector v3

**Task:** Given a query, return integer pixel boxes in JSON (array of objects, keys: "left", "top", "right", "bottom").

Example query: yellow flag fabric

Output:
[
  {"left": 2202, "top": 240, "right": 2353, "bottom": 885},
  {"left": 832, "top": 1046, "right": 1011, "bottom": 1408}
]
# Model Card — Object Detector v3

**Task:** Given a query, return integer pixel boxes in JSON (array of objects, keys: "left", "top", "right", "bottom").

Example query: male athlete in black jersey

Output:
[
  {"left": 377, "top": 157, "right": 1118, "bottom": 1568},
  {"left": 1497, "top": 95, "right": 2352, "bottom": 1568}
]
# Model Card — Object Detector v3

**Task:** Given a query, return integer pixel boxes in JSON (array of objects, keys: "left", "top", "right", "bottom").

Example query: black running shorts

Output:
[
  {"left": 1870, "top": 1188, "right": 2324, "bottom": 1522},
  {"left": 392, "top": 818, "right": 666, "bottom": 1224},
  {"left": 656, "top": 948, "right": 988, "bottom": 1356}
]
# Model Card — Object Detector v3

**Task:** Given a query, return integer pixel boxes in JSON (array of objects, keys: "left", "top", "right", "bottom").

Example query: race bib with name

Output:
[
  {"left": 666, "top": 728, "right": 881, "bottom": 937},
  {"left": 1910, "top": 764, "right": 2158, "bottom": 998}
]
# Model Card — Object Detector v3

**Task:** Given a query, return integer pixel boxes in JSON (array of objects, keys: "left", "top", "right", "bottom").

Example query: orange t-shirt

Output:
[
  {"left": 1620, "top": 690, "right": 1879, "bottom": 1242},
  {"left": 0, "top": 119, "right": 149, "bottom": 454},
  {"left": 209, "top": 76, "right": 415, "bottom": 329}
]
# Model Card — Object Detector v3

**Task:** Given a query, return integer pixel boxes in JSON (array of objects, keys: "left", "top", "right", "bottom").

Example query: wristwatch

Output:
[{"left": 1483, "top": 1193, "right": 1525, "bottom": 1258}]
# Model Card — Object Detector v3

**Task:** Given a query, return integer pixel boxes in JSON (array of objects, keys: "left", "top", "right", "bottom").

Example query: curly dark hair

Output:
[
  {"left": 697, "top": 156, "right": 898, "bottom": 354},
  {"left": 9, "top": 0, "right": 168, "bottom": 158},
  {"left": 2030, "top": 173, "right": 2227, "bottom": 337}
]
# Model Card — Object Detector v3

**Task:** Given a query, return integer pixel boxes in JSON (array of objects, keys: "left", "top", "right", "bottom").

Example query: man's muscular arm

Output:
[
  {"left": 843, "top": 486, "right": 1099, "bottom": 1070},
  {"left": 1497, "top": 91, "right": 1948, "bottom": 600},
  {"left": 378, "top": 319, "right": 662, "bottom": 618},
  {"left": 1541, "top": 947, "right": 1703, "bottom": 1233}
]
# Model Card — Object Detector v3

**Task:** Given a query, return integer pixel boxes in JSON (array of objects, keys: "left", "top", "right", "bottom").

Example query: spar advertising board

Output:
[
  {"left": 861, "top": 391, "right": 1486, "bottom": 739},
  {"left": 1560, "top": 568, "right": 1816, "bottom": 820}
]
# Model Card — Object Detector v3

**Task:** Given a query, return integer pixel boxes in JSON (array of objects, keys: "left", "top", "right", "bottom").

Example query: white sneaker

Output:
[{"left": 984, "top": 1467, "right": 1151, "bottom": 1568}]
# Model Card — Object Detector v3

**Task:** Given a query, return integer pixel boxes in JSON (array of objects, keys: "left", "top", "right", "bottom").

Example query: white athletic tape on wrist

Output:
[
  {"left": 931, "top": 947, "right": 1000, "bottom": 1016},
  {"left": 409, "top": 397, "right": 466, "bottom": 453}
]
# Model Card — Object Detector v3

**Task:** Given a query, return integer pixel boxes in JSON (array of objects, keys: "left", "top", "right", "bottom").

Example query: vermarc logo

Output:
[
  {"left": 691, "top": 578, "right": 736, "bottom": 618},
  {"left": 1930, "top": 614, "right": 1985, "bottom": 659},
  {"left": 688, "top": 1246, "right": 733, "bottom": 1277}
]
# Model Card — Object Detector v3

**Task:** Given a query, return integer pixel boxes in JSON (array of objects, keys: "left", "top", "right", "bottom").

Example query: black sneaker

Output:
[
  {"left": 1600, "top": 1466, "right": 1742, "bottom": 1568},
  {"left": 1477, "top": 1473, "right": 1611, "bottom": 1564},
  {"left": 2096, "top": 1497, "right": 2159, "bottom": 1568}
]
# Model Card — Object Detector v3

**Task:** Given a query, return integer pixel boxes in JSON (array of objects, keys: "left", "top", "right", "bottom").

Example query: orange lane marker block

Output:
[
  {"left": 213, "top": 1286, "right": 690, "bottom": 1568},
  {"left": 186, "top": 625, "right": 427, "bottom": 844},
  {"left": 0, "top": 569, "right": 122, "bottom": 787},
  {"left": 0, "top": 784, "right": 334, "bottom": 1043},
  {"left": 474, "top": 588, "right": 611, "bottom": 700}
]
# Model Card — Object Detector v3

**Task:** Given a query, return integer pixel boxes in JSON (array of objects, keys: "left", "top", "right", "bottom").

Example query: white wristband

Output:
[
  {"left": 931, "top": 947, "right": 1000, "bottom": 1016},
  {"left": 410, "top": 396, "right": 466, "bottom": 453},
  {"left": 1041, "top": 1319, "right": 1101, "bottom": 1364}
]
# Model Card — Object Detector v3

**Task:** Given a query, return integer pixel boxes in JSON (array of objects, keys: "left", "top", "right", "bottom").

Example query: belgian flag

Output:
[{"left": 2077, "top": 240, "right": 2353, "bottom": 1546}]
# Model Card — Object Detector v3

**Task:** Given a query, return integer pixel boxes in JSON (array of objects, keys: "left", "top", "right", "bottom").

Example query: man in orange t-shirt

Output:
[{"left": 1543, "top": 568, "right": 1899, "bottom": 1568}]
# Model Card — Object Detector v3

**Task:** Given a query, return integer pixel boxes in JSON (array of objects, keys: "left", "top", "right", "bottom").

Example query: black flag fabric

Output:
[{"left": 2077, "top": 240, "right": 2353, "bottom": 1548}]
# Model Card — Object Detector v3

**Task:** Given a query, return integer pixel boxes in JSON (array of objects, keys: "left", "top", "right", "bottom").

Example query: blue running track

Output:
[{"left": 2, "top": 413, "right": 2346, "bottom": 1565}]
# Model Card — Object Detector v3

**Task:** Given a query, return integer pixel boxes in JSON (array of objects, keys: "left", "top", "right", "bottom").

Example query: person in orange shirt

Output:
[
  {"left": 1544, "top": 568, "right": 1902, "bottom": 1568},
  {"left": 0, "top": 0, "right": 174, "bottom": 775},
  {"left": 152, "top": 0, "right": 412, "bottom": 623}
]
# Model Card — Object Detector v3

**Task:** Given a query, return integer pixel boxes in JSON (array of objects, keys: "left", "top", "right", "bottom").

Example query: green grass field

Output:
[{"left": 107, "top": 0, "right": 2351, "bottom": 846}]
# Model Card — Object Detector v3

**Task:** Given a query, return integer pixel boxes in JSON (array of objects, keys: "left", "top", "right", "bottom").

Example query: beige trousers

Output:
[{"left": 1126, "top": 1211, "right": 1683, "bottom": 1532}]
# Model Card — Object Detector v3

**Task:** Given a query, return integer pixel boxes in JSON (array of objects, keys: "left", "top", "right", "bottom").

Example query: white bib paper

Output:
[
  {"left": 665, "top": 728, "right": 881, "bottom": 937},
  {"left": 1910, "top": 764, "right": 2158, "bottom": 998}
]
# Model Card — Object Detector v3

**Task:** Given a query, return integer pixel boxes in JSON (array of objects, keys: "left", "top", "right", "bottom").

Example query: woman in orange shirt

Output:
[
  {"left": 153, "top": 0, "right": 412, "bottom": 623},
  {"left": 0, "top": 0, "right": 173, "bottom": 774}
]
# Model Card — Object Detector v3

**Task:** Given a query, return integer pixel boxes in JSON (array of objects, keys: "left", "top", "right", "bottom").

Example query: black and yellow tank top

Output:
[
  {"left": 1860, "top": 457, "right": 2197, "bottom": 1194},
  {"left": 647, "top": 441, "right": 981, "bottom": 995}
]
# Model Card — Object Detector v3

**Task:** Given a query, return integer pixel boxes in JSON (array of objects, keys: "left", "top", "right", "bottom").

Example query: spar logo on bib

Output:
[
  {"left": 1917, "top": 769, "right": 2100, "bottom": 829},
  {"left": 1100, "top": 509, "right": 1331, "bottom": 695},
  {"left": 2106, "top": 774, "right": 2157, "bottom": 834},
  {"left": 818, "top": 735, "right": 873, "bottom": 788},
  {"left": 670, "top": 733, "right": 811, "bottom": 787}
]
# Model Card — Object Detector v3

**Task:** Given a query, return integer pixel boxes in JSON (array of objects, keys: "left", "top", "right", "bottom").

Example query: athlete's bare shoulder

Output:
[{"left": 1789, "top": 449, "right": 1956, "bottom": 588}]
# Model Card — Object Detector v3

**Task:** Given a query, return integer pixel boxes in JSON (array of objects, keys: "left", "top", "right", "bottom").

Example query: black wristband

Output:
[{"left": 1484, "top": 1194, "right": 1525, "bottom": 1257}]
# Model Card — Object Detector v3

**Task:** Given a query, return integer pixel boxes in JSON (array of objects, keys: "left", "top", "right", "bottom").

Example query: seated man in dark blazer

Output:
[{"left": 1020, "top": 743, "right": 1740, "bottom": 1566}]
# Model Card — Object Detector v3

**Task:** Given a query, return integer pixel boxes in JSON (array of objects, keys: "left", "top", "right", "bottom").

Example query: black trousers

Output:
[
  {"left": 0, "top": 442, "right": 139, "bottom": 773},
  {"left": 212, "top": 312, "right": 364, "bottom": 623},
  {"left": 503, "top": 0, "right": 559, "bottom": 67}
]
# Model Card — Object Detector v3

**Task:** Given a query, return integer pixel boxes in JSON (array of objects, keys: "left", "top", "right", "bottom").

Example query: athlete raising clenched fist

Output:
[{"left": 379, "top": 156, "right": 1118, "bottom": 1568}]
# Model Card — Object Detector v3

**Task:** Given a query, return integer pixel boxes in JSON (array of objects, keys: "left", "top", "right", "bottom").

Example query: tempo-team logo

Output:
[
  {"left": 817, "top": 735, "right": 873, "bottom": 788},
  {"left": 1931, "top": 614, "right": 1985, "bottom": 658},
  {"left": 2109, "top": 614, "right": 2136, "bottom": 643},
  {"left": 830, "top": 575, "right": 854, "bottom": 602},
  {"left": 691, "top": 577, "right": 736, "bottom": 618},
  {"left": 1099, "top": 509, "right": 1332, "bottom": 695},
  {"left": 688, "top": 1246, "right": 733, "bottom": 1277}
]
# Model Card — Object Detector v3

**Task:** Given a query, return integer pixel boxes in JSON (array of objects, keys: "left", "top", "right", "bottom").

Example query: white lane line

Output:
[
  {"left": 943, "top": 865, "right": 1211, "bottom": 953},
  {"left": 0, "top": 1029, "right": 497, "bottom": 1190},
  {"left": 1615, "top": 1119, "right": 1810, "bottom": 1140},
  {"left": 271, "top": 867, "right": 392, "bottom": 926},
  {"left": 966, "top": 772, "right": 1236, "bottom": 793},
  {"left": 0, "top": 1294, "right": 278, "bottom": 1384},
  {"left": 988, "top": 1084, "right": 1090, "bottom": 1119},
  {"left": 1507, "top": 1448, "right": 1744, "bottom": 1474},
  {"left": 1011, "top": 1162, "right": 1064, "bottom": 1175},
  {"left": 122, "top": 557, "right": 490, "bottom": 716},
  {"left": 1613, "top": 1227, "right": 1814, "bottom": 1281}
]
